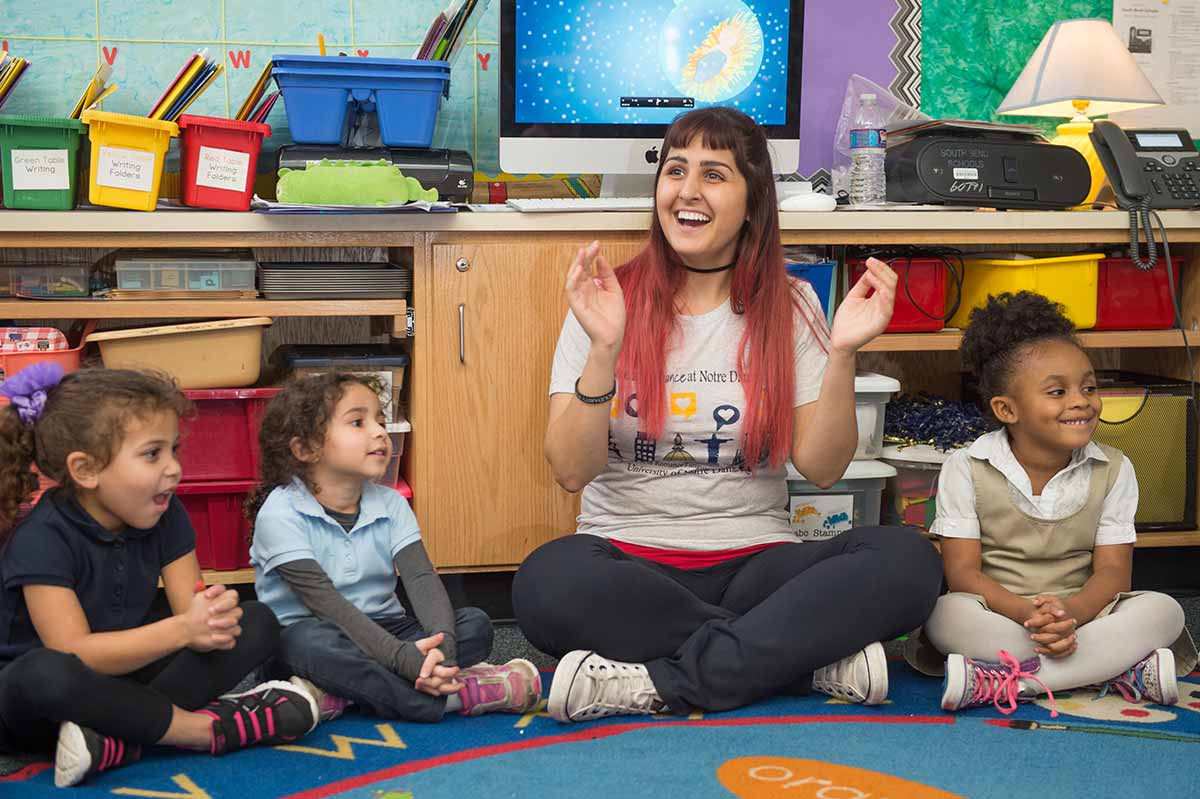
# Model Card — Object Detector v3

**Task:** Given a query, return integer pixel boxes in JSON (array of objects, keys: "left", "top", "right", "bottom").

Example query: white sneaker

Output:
[
  {"left": 547, "top": 650, "right": 668, "bottom": 722},
  {"left": 812, "top": 641, "right": 888, "bottom": 705}
]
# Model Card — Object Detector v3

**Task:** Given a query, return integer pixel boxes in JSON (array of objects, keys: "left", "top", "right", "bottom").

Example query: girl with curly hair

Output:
[
  {"left": 915, "top": 291, "right": 1197, "bottom": 714},
  {"left": 0, "top": 366, "right": 317, "bottom": 788},
  {"left": 246, "top": 372, "right": 539, "bottom": 724}
]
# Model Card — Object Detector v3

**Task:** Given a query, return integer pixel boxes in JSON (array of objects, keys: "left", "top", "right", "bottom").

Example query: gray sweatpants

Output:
[{"left": 924, "top": 591, "right": 1186, "bottom": 692}]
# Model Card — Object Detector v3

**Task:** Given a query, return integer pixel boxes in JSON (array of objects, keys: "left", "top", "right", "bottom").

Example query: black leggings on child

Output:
[
  {"left": 0, "top": 600, "right": 279, "bottom": 753},
  {"left": 514, "top": 528, "right": 942, "bottom": 715}
]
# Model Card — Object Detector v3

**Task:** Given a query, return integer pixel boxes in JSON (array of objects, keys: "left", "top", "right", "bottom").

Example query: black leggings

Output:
[
  {"left": 0, "top": 600, "right": 280, "bottom": 754},
  {"left": 513, "top": 528, "right": 942, "bottom": 715}
]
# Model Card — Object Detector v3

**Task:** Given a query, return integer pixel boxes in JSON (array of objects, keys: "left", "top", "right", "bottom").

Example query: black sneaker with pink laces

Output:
[
  {"left": 54, "top": 722, "right": 142, "bottom": 787},
  {"left": 198, "top": 680, "right": 319, "bottom": 755}
]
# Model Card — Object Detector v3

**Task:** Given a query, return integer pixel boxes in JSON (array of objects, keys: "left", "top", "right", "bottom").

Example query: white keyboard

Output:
[{"left": 505, "top": 196, "right": 655, "bottom": 212}]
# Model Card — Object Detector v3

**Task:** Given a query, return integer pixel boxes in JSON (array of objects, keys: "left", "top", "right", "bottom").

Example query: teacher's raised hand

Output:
[
  {"left": 565, "top": 240, "right": 626, "bottom": 352},
  {"left": 830, "top": 256, "right": 897, "bottom": 355}
]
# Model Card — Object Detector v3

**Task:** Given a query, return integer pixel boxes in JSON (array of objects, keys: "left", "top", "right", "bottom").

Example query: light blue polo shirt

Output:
[{"left": 250, "top": 478, "right": 421, "bottom": 626}]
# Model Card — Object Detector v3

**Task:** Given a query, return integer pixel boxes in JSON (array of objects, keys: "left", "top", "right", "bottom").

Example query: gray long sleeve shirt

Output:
[{"left": 275, "top": 540, "right": 457, "bottom": 681}]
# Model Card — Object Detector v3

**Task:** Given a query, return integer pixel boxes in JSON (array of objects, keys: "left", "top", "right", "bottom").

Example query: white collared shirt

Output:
[{"left": 930, "top": 429, "right": 1138, "bottom": 546}]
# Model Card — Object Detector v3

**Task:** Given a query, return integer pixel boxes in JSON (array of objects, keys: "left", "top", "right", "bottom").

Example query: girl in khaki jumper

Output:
[{"left": 913, "top": 291, "right": 1196, "bottom": 714}]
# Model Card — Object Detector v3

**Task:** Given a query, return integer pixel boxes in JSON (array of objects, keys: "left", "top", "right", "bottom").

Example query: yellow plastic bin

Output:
[
  {"left": 86, "top": 317, "right": 271, "bottom": 389},
  {"left": 80, "top": 110, "right": 178, "bottom": 211},
  {"left": 950, "top": 253, "right": 1103, "bottom": 330}
]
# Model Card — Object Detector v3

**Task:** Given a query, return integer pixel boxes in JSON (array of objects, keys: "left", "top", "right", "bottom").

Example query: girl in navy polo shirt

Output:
[
  {"left": 0, "top": 365, "right": 319, "bottom": 788},
  {"left": 248, "top": 372, "right": 539, "bottom": 723}
]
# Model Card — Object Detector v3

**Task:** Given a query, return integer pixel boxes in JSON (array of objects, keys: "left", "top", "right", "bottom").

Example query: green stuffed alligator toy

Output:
[{"left": 276, "top": 159, "right": 440, "bottom": 205}]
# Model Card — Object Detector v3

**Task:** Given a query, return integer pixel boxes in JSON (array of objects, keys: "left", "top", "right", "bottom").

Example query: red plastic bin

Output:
[
  {"left": 850, "top": 259, "right": 947, "bottom": 332},
  {"left": 179, "top": 388, "right": 280, "bottom": 482},
  {"left": 176, "top": 480, "right": 254, "bottom": 570},
  {"left": 0, "top": 320, "right": 95, "bottom": 388},
  {"left": 177, "top": 115, "right": 271, "bottom": 212},
  {"left": 1094, "top": 256, "right": 1179, "bottom": 330}
]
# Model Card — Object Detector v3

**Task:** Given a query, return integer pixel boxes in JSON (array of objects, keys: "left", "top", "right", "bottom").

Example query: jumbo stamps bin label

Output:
[
  {"left": 196, "top": 146, "right": 250, "bottom": 191},
  {"left": 11, "top": 149, "right": 70, "bottom": 190},
  {"left": 96, "top": 146, "right": 155, "bottom": 192},
  {"left": 788, "top": 494, "right": 854, "bottom": 541}
]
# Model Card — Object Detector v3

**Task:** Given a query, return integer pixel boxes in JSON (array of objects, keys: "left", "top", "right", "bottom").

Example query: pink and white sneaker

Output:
[
  {"left": 1098, "top": 648, "right": 1178, "bottom": 705},
  {"left": 941, "top": 650, "right": 1057, "bottom": 717},
  {"left": 456, "top": 659, "right": 542, "bottom": 716},
  {"left": 199, "top": 680, "right": 319, "bottom": 754},
  {"left": 54, "top": 723, "right": 142, "bottom": 787}
]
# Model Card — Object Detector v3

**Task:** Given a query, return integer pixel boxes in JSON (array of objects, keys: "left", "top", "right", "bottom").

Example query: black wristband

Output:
[{"left": 574, "top": 378, "right": 616, "bottom": 405}]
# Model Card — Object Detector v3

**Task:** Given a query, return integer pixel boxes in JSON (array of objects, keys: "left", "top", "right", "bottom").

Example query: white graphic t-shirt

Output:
[{"left": 550, "top": 282, "right": 829, "bottom": 551}]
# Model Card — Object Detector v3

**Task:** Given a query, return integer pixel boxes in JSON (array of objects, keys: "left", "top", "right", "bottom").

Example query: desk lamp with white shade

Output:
[{"left": 997, "top": 18, "right": 1165, "bottom": 205}]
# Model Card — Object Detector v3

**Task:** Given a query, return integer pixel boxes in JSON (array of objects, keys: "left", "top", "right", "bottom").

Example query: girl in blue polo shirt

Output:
[
  {"left": 248, "top": 372, "right": 539, "bottom": 723},
  {"left": 0, "top": 365, "right": 319, "bottom": 788}
]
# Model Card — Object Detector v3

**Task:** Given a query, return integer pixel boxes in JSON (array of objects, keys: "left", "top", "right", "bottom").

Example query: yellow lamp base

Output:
[{"left": 1050, "top": 120, "right": 1107, "bottom": 208}]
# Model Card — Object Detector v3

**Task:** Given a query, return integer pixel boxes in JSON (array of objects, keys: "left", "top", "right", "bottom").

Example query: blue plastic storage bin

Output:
[
  {"left": 785, "top": 261, "right": 837, "bottom": 325},
  {"left": 272, "top": 56, "right": 451, "bottom": 148}
]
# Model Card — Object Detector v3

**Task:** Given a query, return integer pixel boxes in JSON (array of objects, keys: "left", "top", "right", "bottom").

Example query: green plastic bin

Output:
[{"left": 0, "top": 115, "right": 86, "bottom": 210}]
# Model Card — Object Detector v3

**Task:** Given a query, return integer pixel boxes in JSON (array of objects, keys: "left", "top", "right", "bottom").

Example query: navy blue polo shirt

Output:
[{"left": 0, "top": 489, "right": 195, "bottom": 668}]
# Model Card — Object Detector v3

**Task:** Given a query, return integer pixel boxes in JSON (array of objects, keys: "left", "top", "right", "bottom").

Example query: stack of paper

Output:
[
  {"left": 148, "top": 48, "right": 223, "bottom": 122},
  {"left": 234, "top": 61, "right": 280, "bottom": 123},
  {"left": 0, "top": 51, "right": 31, "bottom": 111},
  {"left": 415, "top": 0, "right": 491, "bottom": 62}
]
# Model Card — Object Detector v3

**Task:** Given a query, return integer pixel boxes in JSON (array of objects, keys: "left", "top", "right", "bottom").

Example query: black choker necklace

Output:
[{"left": 683, "top": 262, "right": 735, "bottom": 274}]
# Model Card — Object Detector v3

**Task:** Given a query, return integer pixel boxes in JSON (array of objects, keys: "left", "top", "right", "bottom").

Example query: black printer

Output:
[
  {"left": 884, "top": 120, "right": 1091, "bottom": 210},
  {"left": 275, "top": 145, "right": 475, "bottom": 203}
]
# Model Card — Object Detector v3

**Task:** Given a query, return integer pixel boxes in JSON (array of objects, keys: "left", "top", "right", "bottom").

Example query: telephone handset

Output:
[
  {"left": 1089, "top": 120, "right": 1200, "bottom": 269},
  {"left": 1089, "top": 120, "right": 1200, "bottom": 210}
]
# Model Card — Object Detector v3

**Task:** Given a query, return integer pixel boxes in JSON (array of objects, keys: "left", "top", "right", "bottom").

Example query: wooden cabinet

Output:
[
  {"left": 412, "top": 237, "right": 644, "bottom": 569},
  {"left": 5, "top": 210, "right": 1200, "bottom": 578}
]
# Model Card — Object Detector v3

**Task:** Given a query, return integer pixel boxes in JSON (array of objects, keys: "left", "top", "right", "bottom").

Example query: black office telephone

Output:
[
  {"left": 1090, "top": 120, "right": 1200, "bottom": 210},
  {"left": 1090, "top": 120, "right": 1200, "bottom": 269}
]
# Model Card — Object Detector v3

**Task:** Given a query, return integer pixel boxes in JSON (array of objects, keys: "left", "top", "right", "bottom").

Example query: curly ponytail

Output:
[{"left": 0, "top": 405, "right": 39, "bottom": 535}]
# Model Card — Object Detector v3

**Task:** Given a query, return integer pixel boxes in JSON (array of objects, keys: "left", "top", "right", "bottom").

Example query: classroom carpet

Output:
[{"left": 0, "top": 661, "right": 1195, "bottom": 799}]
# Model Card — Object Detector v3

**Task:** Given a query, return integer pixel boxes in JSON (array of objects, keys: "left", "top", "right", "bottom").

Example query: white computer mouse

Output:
[{"left": 778, "top": 192, "right": 838, "bottom": 212}]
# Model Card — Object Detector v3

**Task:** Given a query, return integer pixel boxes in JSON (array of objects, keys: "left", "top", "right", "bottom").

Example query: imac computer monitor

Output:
[{"left": 499, "top": 0, "right": 803, "bottom": 184}]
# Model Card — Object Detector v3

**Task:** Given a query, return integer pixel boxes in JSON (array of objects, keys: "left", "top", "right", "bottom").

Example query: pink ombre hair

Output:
[{"left": 616, "top": 107, "right": 830, "bottom": 470}]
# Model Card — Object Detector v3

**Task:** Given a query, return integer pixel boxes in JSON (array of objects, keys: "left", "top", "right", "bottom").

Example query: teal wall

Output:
[{"left": 920, "top": 0, "right": 1111, "bottom": 135}]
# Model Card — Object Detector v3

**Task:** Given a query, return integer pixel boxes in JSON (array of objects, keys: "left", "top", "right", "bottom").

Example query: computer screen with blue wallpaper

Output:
[
  {"left": 501, "top": 0, "right": 802, "bottom": 175},
  {"left": 511, "top": 0, "right": 795, "bottom": 125}
]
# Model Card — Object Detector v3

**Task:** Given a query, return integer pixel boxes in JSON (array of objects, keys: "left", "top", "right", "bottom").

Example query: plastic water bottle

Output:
[{"left": 848, "top": 93, "right": 887, "bottom": 205}]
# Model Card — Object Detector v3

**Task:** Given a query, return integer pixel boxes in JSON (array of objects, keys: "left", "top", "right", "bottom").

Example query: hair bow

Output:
[{"left": 0, "top": 362, "right": 66, "bottom": 425}]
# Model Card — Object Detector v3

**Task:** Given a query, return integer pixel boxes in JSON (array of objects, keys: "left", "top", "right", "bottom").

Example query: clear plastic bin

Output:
[
  {"left": 115, "top": 254, "right": 257, "bottom": 292},
  {"left": 14, "top": 262, "right": 91, "bottom": 298},
  {"left": 785, "top": 460, "right": 896, "bottom": 541},
  {"left": 0, "top": 266, "right": 14, "bottom": 297},
  {"left": 881, "top": 445, "right": 951, "bottom": 532},
  {"left": 855, "top": 372, "right": 901, "bottom": 460},
  {"left": 271, "top": 344, "right": 409, "bottom": 423},
  {"left": 375, "top": 419, "right": 411, "bottom": 489}
]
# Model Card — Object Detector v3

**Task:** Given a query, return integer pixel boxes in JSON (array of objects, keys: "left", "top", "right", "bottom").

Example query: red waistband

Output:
[{"left": 609, "top": 539, "right": 788, "bottom": 569}]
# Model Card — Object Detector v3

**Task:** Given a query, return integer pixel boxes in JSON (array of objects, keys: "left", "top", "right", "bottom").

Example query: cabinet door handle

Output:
[{"left": 458, "top": 303, "right": 466, "bottom": 364}]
